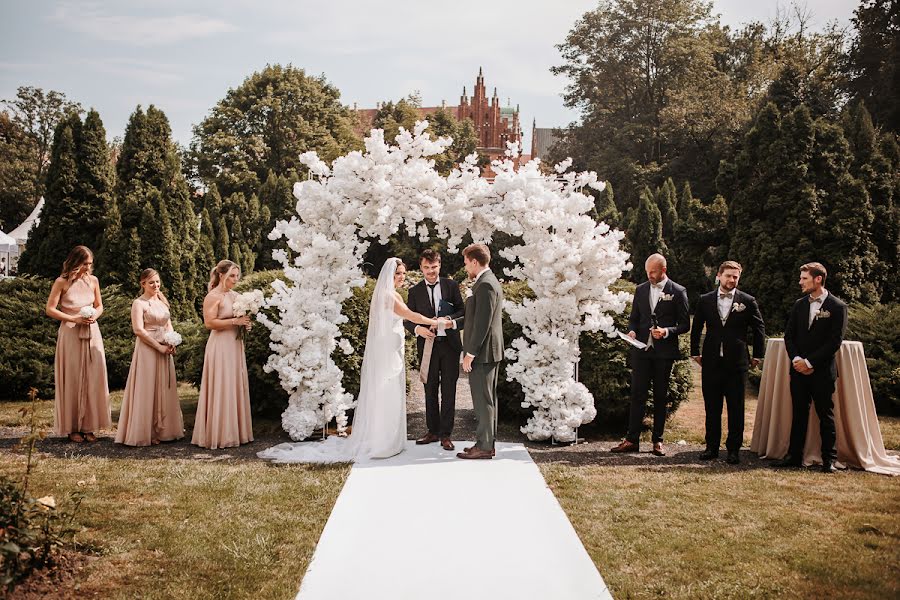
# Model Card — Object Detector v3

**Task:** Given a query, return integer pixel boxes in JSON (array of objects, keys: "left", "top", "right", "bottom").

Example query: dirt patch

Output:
[{"left": 7, "top": 550, "right": 100, "bottom": 600}]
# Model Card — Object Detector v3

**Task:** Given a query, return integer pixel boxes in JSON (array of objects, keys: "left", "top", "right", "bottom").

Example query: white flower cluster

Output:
[
  {"left": 79, "top": 306, "right": 96, "bottom": 319},
  {"left": 163, "top": 331, "right": 183, "bottom": 347},
  {"left": 232, "top": 290, "right": 265, "bottom": 316},
  {"left": 263, "top": 122, "right": 630, "bottom": 442}
]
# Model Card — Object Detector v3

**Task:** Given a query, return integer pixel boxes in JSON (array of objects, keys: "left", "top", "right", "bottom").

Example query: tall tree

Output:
[
  {"left": 552, "top": 0, "right": 722, "bottom": 206},
  {"left": 724, "top": 101, "right": 878, "bottom": 322},
  {"left": 1, "top": 86, "right": 82, "bottom": 209},
  {"left": 18, "top": 110, "right": 110, "bottom": 276},
  {"left": 845, "top": 0, "right": 900, "bottom": 134},
  {"left": 593, "top": 181, "right": 621, "bottom": 228},
  {"left": 842, "top": 101, "right": 900, "bottom": 301},
  {"left": 627, "top": 186, "right": 667, "bottom": 282},
  {"left": 255, "top": 170, "right": 294, "bottom": 270},
  {"left": 0, "top": 111, "right": 38, "bottom": 231},
  {"left": 189, "top": 64, "right": 361, "bottom": 198},
  {"left": 101, "top": 106, "right": 198, "bottom": 317}
]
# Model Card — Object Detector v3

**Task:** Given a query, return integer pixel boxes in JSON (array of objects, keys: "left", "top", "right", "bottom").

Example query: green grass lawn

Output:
[
  {"left": 1, "top": 451, "right": 348, "bottom": 599},
  {"left": 543, "top": 464, "right": 900, "bottom": 600}
]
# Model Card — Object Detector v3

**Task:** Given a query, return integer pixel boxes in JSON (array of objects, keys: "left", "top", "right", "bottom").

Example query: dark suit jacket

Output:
[
  {"left": 628, "top": 278, "right": 690, "bottom": 360},
  {"left": 784, "top": 292, "right": 848, "bottom": 380},
  {"left": 457, "top": 270, "right": 504, "bottom": 363},
  {"left": 690, "top": 289, "right": 766, "bottom": 371},
  {"left": 403, "top": 277, "right": 465, "bottom": 361}
]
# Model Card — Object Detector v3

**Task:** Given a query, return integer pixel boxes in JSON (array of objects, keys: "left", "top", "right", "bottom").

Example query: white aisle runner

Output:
[{"left": 295, "top": 441, "right": 613, "bottom": 600}]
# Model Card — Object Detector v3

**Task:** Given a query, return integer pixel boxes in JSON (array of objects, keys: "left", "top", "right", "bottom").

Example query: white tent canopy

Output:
[
  {"left": 9, "top": 197, "right": 43, "bottom": 245},
  {"left": 0, "top": 231, "right": 18, "bottom": 255}
]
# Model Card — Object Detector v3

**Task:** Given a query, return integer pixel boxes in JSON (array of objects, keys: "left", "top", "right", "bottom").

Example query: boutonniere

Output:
[
  {"left": 731, "top": 302, "right": 746, "bottom": 313},
  {"left": 465, "top": 288, "right": 473, "bottom": 299},
  {"left": 814, "top": 309, "right": 831, "bottom": 320},
  {"left": 659, "top": 293, "right": 674, "bottom": 302}
]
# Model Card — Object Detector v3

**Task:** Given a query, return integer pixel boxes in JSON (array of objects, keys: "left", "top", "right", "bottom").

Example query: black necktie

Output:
[{"left": 427, "top": 283, "right": 437, "bottom": 313}]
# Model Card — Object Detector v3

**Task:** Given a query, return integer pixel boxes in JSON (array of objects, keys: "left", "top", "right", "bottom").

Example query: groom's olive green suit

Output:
[{"left": 456, "top": 269, "right": 504, "bottom": 451}]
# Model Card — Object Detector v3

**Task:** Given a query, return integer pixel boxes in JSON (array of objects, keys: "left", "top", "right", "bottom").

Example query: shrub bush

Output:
[
  {"left": 847, "top": 303, "right": 900, "bottom": 415},
  {"left": 0, "top": 276, "right": 135, "bottom": 400}
]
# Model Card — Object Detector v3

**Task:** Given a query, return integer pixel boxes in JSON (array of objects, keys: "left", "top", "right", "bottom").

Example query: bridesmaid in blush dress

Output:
[
  {"left": 45, "top": 246, "right": 111, "bottom": 443},
  {"left": 191, "top": 260, "right": 254, "bottom": 449},
  {"left": 115, "top": 268, "right": 185, "bottom": 446}
]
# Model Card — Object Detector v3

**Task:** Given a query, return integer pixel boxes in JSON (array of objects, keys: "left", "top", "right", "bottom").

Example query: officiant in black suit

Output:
[
  {"left": 612, "top": 253, "right": 690, "bottom": 457},
  {"left": 404, "top": 249, "right": 465, "bottom": 451},
  {"left": 690, "top": 261, "right": 766, "bottom": 464},
  {"left": 775, "top": 262, "right": 848, "bottom": 473}
]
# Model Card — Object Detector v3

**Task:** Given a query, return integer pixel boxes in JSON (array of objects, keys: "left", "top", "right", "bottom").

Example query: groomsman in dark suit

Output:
[
  {"left": 611, "top": 253, "right": 690, "bottom": 456},
  {"left": 776, "top": 262, "right": 848, "bottom": 473},
  {"left": 404, "top": 249, "right": 465, "bottom": 451},
  {"left": 690, "top": 261, "right": 766, "bottom": 464}
]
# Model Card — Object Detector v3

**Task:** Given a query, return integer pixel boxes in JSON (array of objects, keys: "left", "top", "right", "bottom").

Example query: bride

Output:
[{"left": 258, "top": 258, "right": 437, "bottom": 463}]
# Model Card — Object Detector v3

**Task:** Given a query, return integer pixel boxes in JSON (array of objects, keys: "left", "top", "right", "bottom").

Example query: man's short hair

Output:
[
  {"left": 800, "top": 262, "right": 827, "bottom": 283},
  {"left": 645, "top": 253, "right": 667, "bottom": 268},
  {"left": 463, "top": 243, "right": 490, "bottom": 266},
  {"left": 718, "top": 260, "right": 743, "bottom": 274},
  {"left": 420, "top": 249, "right": 441, "bottom": 264}
]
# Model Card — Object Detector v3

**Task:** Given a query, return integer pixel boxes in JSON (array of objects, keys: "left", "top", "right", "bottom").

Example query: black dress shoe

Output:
[
  {"left": 726, "top": 450, "right": 740, "bottom": 464},
  {"left": 773, "top": 455, "right": 802, "bottom": 468},
  {"left": 822, "top": 462, "right": 838, "bottom": 473},
  {"left": 698, "top": 449, "right": 719, "bottom": 460}
]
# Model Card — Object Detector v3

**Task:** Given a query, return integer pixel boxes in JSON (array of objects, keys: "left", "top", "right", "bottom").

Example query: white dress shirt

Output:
[
  {"left": 716, "top": 288, "right": 735, "bottom": 357},
  {"left": 424, "top": 279, "right": 445, "bottom": 337},
  {"left": 794, "top": 289, "right": 829, "bottom": 369}
]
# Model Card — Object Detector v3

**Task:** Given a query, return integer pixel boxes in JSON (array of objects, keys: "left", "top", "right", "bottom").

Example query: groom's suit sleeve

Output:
[
  {"left": 403, "top": 285, "right": 420, "bottom": 336},
  {"left": 449, "top": 280, "right": 465, "bottom": 321}
]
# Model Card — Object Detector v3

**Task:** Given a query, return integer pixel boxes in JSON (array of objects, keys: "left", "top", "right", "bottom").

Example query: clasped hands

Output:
[
  {"left": 415, "top": 317, "right": 454, "bottom": 339},
  {"left": 792, "top": 357, "right": 814, "bottom": 375},
  {"left": 626, "top": 328, "right": 666, "bottom": 340}
]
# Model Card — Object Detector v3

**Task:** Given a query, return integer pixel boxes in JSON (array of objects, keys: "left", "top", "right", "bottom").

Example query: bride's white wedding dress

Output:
[{"left": 257, "top": 259, "right": 407, "bottom": 463}]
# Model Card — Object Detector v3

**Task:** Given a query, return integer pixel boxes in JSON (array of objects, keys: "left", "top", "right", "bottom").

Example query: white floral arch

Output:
[{"left": 260, "top": 122, "right": 632, "bottom": 442}]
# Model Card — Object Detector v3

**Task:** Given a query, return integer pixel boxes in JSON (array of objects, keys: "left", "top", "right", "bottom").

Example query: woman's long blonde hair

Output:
[
  {"left": 208, "top": 259, "right": 239, "bottom": 291},
  {"left": 139, "top": 268, "right": 170, "bottom": 307},
  {"left": 60, "top": 246, "right": 93, "bottom": 280}
]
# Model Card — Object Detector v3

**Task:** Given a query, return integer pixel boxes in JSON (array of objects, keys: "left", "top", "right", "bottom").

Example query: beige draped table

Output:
[{"left": 750, "top": 338, "right": 900, "bottom": 475}]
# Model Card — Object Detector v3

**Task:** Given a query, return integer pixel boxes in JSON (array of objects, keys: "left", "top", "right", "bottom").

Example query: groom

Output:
[
  {"left": 447, "top": 243, "right": 504, "bottom": 460},
  {"left": 404, "top": 249, "right": 465, "bottom": 451}
]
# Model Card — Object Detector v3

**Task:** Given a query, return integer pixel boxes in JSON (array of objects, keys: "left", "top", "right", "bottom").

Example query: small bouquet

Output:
[
  {"left": 232, "top": 290, "right": 264, "bottom": 338},
  {"left": 79, "top": 306, "right": 97, "bottom": 320},
  {"left": 163, "top": 331, "right": 183, "bottom": 347}
]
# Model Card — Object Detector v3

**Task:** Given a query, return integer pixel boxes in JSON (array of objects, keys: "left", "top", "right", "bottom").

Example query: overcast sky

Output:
[{"left": 1, "top": 1, "right": 857, "bottom": 153}]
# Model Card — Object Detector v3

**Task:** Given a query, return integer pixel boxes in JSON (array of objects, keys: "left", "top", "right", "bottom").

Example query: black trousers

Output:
[
  {"left": 423, "top": 339, "right": 460, "bottom": 437},
  {"left": 788, "top": 371, "right": 837, "bottom": 463},
  {"left": 627, "top": 353, "right": 674, "bottom": 444},
  {"left": 701, "top": 359, "right": 746, "bottom": 452}
]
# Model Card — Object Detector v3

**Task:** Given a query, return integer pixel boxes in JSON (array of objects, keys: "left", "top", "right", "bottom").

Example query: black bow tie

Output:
[
  {"left": 719, "top": 293, "right": 733, "bottom": 299},
  {"left": 809, "top": 295, "right": 823, "bottom": 304}
]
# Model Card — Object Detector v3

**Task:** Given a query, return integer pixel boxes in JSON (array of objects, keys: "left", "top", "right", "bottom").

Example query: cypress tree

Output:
[
  {"left": 104, "top": 105, "right": 199, "bottom": 316},
  {"left": 657, "top": 177, "right": 678, "bottom": 241},
  {"left": 627, "top": 186, "right": 667, "bottom": 282},
  {"left": 593, "top": 182, "right": 620, "bottom": 228},
  {"left": 76, "top": 109, "right": 113, "bottom": 253},
  {"left": 19, "top": 113, "right": 82, "bottom": 277}
]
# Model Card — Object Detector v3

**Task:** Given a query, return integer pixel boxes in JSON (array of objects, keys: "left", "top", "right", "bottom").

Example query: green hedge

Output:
[
  {"left": 0, "top": 276, "right": 135, "bottom": 400},
  {"left": 847, "top": 303, "right": 900, "bottom": 415},
  {"left": 496, "top": 279, "right": 690, "bottom": 433}
]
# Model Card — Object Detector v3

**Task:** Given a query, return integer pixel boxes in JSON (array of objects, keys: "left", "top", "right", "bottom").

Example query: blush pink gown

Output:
[{"left": 191, "top": 290, "right": 254, "bottom": 449}]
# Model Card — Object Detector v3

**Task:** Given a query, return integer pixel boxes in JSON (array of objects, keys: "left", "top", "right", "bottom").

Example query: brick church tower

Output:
[{"left": 457, "top": 67, "right": 522, "bottom": 160}]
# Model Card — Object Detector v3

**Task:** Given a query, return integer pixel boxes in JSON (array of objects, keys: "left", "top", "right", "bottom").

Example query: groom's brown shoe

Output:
[
  {"left": 457, "top": 448, "right": 492, "bottom": 459},
  {"left": 463, "top": 446, "right": 495, "bottom": 456},
  {"left": 416, "top": 433, "right": 439, "bottom": 445},
  {"left": 610, "top": 440, "right": 639, "bottom": 453},
  {"left": 440, "top": 438, "right": 455, "bottom": 451}
]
